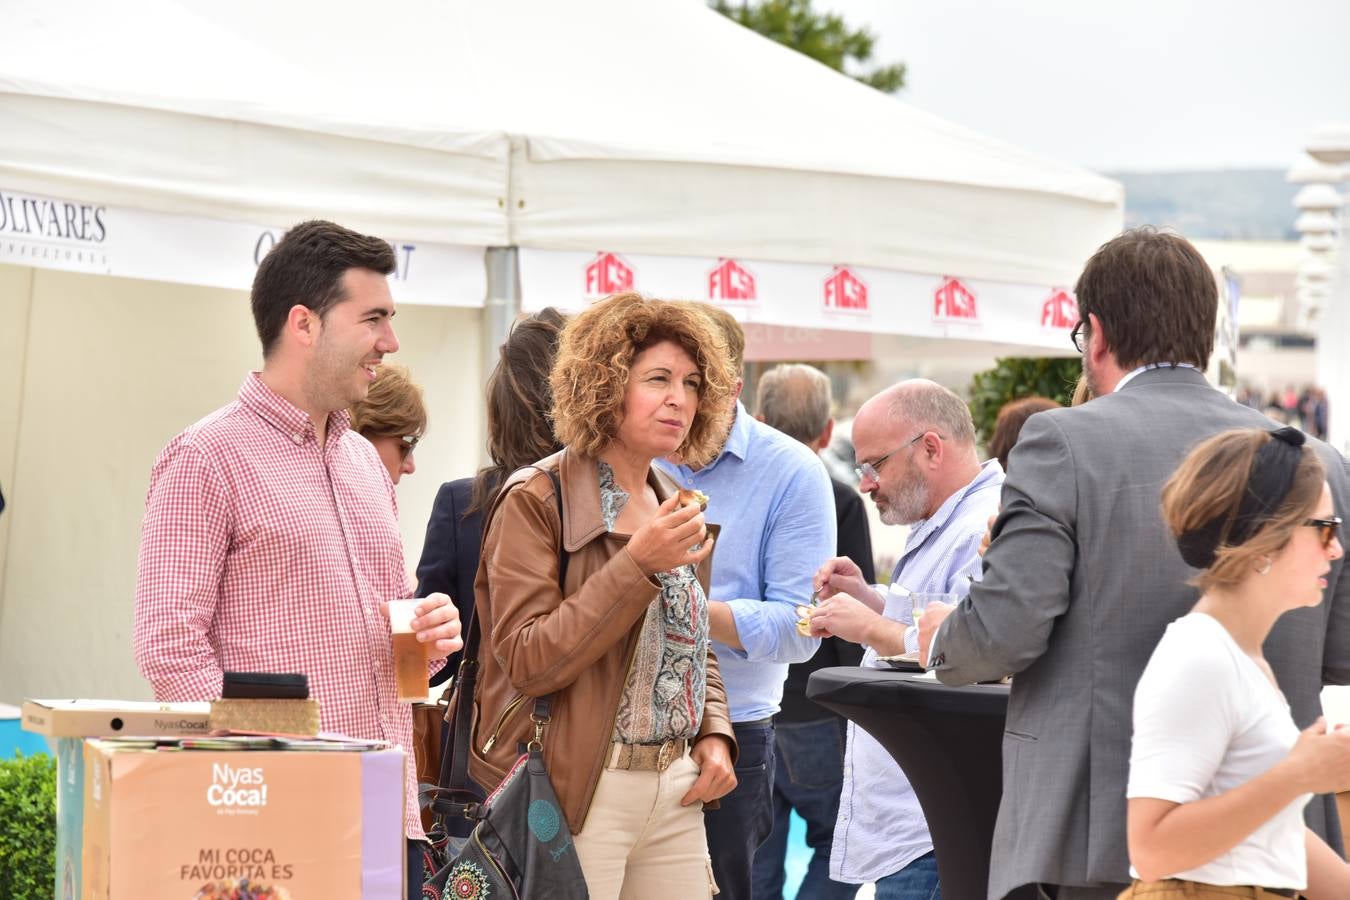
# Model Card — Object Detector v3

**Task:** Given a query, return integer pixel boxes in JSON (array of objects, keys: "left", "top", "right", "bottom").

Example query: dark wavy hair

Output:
[
  {"left": 550, "top": 293, "right": 737, "bottom": 467},
  {"left": 466, "top": 308, "right": 568, "bottom": 517},
  {"left": 987, "top": 396, "right": 1061, "bottom": 471},
  {"left": 1075, "top": 227, "right": 1216, "bottom": 371}
]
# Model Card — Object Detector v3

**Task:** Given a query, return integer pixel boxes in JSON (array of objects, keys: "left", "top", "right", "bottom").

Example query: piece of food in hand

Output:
[
  {"left": 677, "top": 488, "right": 709, "bottom": 510},
  {"left": 795, "top": 604, "right": 817, "bottom": 637}
]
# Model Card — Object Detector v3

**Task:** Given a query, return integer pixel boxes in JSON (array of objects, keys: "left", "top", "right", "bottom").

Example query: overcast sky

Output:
[{"left": 830, "top": 0, "right": 1350, "bottom": 173}]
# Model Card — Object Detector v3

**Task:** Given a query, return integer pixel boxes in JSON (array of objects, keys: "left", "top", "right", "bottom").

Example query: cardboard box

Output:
[
  {"left": 22, "top": 699, "right": 211, "bottom": 738},
  {"left": 69, "top": 738, "right": 404, "bottom": 899},
  {"left": 56, "top": 736, "right": 86, "bottom": 900}
]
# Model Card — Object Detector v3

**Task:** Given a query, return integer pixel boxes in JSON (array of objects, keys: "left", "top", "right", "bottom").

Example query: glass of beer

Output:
[
  {"left": 388, "top": 599, "right": 428, "bottom": 703},
  {"left": 910, "top": 592, "right": 957, "bottom": 667}
]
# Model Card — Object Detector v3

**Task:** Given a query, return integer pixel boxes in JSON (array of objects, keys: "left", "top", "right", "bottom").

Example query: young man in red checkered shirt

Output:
[{"left": 132, "top": 220, "right": 462, "bottom": 894}]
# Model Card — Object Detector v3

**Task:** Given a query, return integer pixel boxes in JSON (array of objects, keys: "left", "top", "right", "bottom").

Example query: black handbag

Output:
[{"left": 421, "top": 467, "right": 588, "bottom": 900}]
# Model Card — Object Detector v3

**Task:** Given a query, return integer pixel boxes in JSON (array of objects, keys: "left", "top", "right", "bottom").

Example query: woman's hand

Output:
[
  {"left": 682, "top": 735, "right": 737, "bottom": 806},
  {"left": 978, "top": 512, "right": 997, "bottom": 557},
  {"left": 628, "top": 495, "right": 713, "bottom": 575},
  {"left": 1284, "top": 718, "right": 1350, "bottom": 795}
]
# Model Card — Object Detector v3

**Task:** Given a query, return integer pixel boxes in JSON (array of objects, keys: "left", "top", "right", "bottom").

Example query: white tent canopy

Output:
[{"left": 2, "top": 0, "right": 1121, "bottom": 297}]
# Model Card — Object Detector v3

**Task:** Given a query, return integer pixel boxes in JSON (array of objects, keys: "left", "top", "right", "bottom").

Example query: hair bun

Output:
[{"left": 1270, "top": 426, "right": 1305, "bottom": 448}]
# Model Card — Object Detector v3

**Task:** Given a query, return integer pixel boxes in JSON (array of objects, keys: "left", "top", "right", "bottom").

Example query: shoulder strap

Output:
[
  {"left": 545, "top": 467, "right": 569, "bottom": 587},
  {"left": 430, "top": 464, "right": 568, "bottom": 821}
]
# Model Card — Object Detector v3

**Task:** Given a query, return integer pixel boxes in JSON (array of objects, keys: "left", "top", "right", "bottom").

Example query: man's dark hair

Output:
[
  {"left": 251, "top": 220, "right": 396, "bottom": 356},
  {"left": 1074, "top": 227, "right": 1216, "bottom": 370}
]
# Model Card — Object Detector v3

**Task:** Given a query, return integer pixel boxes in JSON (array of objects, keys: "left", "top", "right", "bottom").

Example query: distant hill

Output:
[{"left": 1105, "top": 169, "right": 1299, "bottom": 241}]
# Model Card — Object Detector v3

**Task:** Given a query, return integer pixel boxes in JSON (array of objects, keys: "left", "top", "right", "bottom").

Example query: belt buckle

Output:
[{"left": 656, "top": 739, "right": 677, "bottom": 772}]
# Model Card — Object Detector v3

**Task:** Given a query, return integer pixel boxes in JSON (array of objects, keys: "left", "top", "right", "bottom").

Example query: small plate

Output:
[{"left": 876, "top": 651, "right": 920, "bottom": 664}]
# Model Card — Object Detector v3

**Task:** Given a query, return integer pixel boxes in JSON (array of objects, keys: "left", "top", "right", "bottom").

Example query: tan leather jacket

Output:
[{"left": 466, "top": 447, "right": 737, "bottom": 834}]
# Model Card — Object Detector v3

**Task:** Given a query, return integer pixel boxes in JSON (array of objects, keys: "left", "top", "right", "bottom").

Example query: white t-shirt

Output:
[{"left": 1127, "top": 612, "right": 1310, "bottom": 889}]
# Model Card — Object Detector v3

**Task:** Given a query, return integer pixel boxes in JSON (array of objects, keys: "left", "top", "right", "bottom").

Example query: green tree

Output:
[
  {"left": 0, "top": 752, "right": 57, "bottom": 900},
  {"left": 711, "top": 0, "right": 906, "bottom": 94},
  {"left": 968, "top": 357, "right": 1081, "bottom": 446}
]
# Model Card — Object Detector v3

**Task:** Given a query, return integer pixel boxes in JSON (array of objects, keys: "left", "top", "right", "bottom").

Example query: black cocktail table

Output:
[{"left": 807, "top": 666, "right": 1034, "bottom": 900}]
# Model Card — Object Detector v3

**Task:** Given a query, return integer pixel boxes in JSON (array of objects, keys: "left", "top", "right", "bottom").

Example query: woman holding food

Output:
[
  {"left": 1124, "top": 426, "right": 1350, "bottom": 898},
  {"left": 469, "top": 292, "right": 740, "bottom": 898}
]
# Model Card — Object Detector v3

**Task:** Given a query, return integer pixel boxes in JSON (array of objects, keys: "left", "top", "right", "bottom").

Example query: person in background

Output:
[
  {"left": 1125, "top": 426, "right": 1350, "bottom": 898},
  {"left": 132, "top": 220, "right": 462, "bottom": 900},
  {"left": 918, "top": 228, "right": 1350, "bottom": 900},
  {"left": 1072, "top": 375, "right": 1093, "bottom": 408},
  {"left": 348, "top": 362, "right": 427, "bottom": 485},
  {"left": 810, "top": 379, "right": 1003, "bottom": 900},
  {"left": 656, "top": 305, "right": 836, "bottom": 900},
  {"left": 415, "top": 307, "right": 566, "bottom": 682},
  {"left": 986, "top": 396, "right": 1061, "bottom": 472},
  {"left": 751, "top": 363, "right": 871, "bottom": 900},
  {"left": 470, "top": 292, "right": 738, "bottom": 898}
]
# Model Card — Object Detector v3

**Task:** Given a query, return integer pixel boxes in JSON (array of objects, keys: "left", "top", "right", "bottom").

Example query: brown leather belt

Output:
[
  {"left": 609, "top": 738, "right": 689, "bottom": 772},
  {"left": 1124, "top": 881, "right": 1298, "bottom": 898}
]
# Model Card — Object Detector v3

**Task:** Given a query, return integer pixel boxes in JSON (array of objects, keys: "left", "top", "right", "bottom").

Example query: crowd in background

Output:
[
  {"left": 1238, "top": 384, "right": 1331, "bottom": 439},
  {"left": 130, "top": 221, "right": 1350, "bottom": 900}
]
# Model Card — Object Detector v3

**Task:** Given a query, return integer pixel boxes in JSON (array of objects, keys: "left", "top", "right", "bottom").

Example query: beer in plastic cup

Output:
[
  {"left": 388, "top": 599, "right": 428, "bottom": 702},
  {"left": 910, "top": 592, "right": 958, "bottom": 667}
]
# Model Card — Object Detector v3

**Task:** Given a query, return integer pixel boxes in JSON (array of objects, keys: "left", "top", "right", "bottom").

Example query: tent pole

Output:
[{"left": 481, "top": 245, "right": 521, "bottom": 464}]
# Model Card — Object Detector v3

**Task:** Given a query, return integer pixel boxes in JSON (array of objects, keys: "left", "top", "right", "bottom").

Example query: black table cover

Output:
[{"left": 807, "top": 666, "right": 1036, "bottom": 900}]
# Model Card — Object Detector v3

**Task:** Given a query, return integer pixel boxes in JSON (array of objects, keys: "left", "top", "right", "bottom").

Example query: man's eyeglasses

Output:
[
  {"left": 855, "top": 432, "right": 934, "bottom": 484},
  {"left": 1070, "top": 320, "right": 1087, "bottom": 353},
  {"left": 398, "top": 435, "right": 420, "bottom": 462},
  {"left": 1304, "top": 516, "right": 1343, "bottom": 550}
]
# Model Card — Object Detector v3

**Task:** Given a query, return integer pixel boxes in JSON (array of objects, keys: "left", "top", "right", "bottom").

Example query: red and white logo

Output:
[
  {"left": 933, "top": 276, "right": 978, "bottom": 323},
  {"left": 1040, "top": 288, "right": 1078, "bottom": 330},
  {"left": 584, "top": 251, "right": 634, "bottom": 296},
  {"left": 708, "top": 258, "right": 757, "bottom": 302},
  {"left": 823, "top": 266, "right": 868, "bottom": 313}
]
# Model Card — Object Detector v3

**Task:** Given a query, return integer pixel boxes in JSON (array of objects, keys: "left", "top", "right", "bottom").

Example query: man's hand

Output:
[
  {"left": 682, "top": 735, "right": 737, "bottom": 806},
  {"left": 808, "top": 593, "right": 880, "bottom": 643},
  {"left": 814, "top": 556, "right": 884, "bottom": 612},
  {"left": 382, "top": 593, "right": 463, "bottom": 660},
  {"left": 917, "top": 600, "right": 955, "bottom": 668}
]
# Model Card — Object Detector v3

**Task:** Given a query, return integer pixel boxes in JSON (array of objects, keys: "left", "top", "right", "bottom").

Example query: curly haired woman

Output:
[{"left": 469, "top": 292, "right": 741, "bottom": 898}]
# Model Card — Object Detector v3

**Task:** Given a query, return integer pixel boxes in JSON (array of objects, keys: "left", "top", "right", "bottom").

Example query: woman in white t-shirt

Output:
[{"left": 1124, "top": 426, "right": 1350, "bottom": 899}]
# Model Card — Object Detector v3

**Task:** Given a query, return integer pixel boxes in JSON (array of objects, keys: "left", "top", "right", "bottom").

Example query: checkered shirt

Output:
[{"left": 133, "top": 372, "right": 425, "bottom": 839}]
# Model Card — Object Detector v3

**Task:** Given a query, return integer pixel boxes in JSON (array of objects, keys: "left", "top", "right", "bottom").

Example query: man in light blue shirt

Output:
[
  {"left": 656, "top": 305, "right": 835, "bottom": 900},
  {"left": 809, "top": 380, "right": 1003, "bottom": 900}
]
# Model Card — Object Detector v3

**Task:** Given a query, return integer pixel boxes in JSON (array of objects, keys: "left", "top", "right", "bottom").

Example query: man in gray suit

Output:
[{"left": 919, "top": 227, "right": 1350, "bottom": 899}]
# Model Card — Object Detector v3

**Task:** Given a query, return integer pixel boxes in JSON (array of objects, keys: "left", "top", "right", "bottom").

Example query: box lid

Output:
[{"left": 22, "top": 699, "right": 211, "bottom": 737}]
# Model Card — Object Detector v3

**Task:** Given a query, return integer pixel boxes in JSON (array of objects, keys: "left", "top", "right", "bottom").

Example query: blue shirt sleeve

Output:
[{"left": 722, "top": 453, "right": 835, "bottom": 664}]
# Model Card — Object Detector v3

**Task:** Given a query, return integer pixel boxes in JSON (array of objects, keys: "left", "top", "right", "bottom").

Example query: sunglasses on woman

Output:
[
  {"left": 1304, "top": 516, "right": 1343, "bottom": 549},
  {"left": 398, "top": 435, "right": 420, "bottom": 462}
]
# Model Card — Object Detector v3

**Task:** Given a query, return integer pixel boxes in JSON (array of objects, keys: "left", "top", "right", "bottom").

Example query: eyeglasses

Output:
[
  {"left": 398, "top": 435, "right": 420, "bottom": 462},
  {"left": 1304, "top": 516, "right": 1343, "bottom": 549},
  {"left": 1070, "top": 320, "right": 1087, "bottom": 353},
  {"left": 855, "top": 432, "right": 935, "bottom": 484}
]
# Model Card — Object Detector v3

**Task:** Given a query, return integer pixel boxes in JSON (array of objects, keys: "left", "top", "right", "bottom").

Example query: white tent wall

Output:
[
  {"left": 0, "top": 0, "right": 1128, "bottom": 704},
  {"left": 1, "top": 0, "right": 1121, "bottom": 294},
  {"left": 0, "top": 265, "right": 483, "bottom": 703},
  {"left": 0, "top": 265, "right": 33, "bottom": 627}
]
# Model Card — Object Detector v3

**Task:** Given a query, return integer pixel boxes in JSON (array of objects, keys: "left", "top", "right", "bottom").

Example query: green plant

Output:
[
  {"left": 968, "top": 357, "right": 1081, "bottom": 445},
  {"left": 0, "top": 752, "right": 57, "bottom": 900}
]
